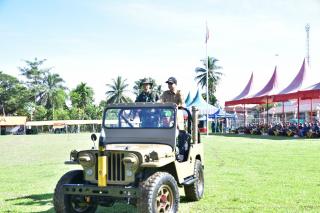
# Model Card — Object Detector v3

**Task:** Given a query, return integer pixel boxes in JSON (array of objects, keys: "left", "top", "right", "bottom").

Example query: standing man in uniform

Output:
[
  {"left": 161, "top": 77, "right": 184, "bottom": 106},
  {"left": 135, "top": 78, "right": 159, "bottom": 127},
  {"left": 135, "top": 78, "right": 159, "bottom": 102}
]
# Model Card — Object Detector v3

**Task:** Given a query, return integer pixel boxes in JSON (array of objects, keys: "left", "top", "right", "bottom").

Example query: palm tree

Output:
[
  {"left": 106, "top": 76, "right": 132, "bottom": 103},
  {"left": 195, "top": 56, "right": 222, "bottom": 105},
  {"left": 154, "top": 85, "right": 162, "bottom": 98},
  {"left": 38, "top": 72, "right": 67, "bottom": 119},
  {"left": 195, "top": 56, "right": 222, "bottom": 92},
  {"left": 70, "top": 82, "right": 94, "bottom": 109}
]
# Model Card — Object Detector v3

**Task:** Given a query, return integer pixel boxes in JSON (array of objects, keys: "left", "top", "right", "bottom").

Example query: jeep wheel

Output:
[
  {"left": 137, "top": 172, "right": 179, "bottom": 213},
  {"left": 53, "top": 170, "right": 97, "bottom": 213},
  {"left": 184, "top": 160, "right": 204, "bottom": 201}
]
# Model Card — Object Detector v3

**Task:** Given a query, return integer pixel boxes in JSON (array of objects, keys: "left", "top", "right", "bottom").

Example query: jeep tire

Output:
[
  {"left": 137, "top": 172, "right": 179, "bottom": 213},
  {"left": 184, "top": 160, "right": 204, "bottom": 201},
  {"left": 53, "top": 170, "right": 97, "bottom": 213}
]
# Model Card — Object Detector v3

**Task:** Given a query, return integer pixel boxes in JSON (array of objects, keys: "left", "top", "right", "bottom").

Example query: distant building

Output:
[{"left": 0, "top": 116, "right": 27, "bottom": 135}]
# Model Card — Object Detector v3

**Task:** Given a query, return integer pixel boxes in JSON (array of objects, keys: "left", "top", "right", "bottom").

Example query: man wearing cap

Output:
[
  {"left": 161, "top": 77, "right": 184, "bottom": 106},
  {"left": 135, "top": 78, "right": 159, "bottom": 102}
]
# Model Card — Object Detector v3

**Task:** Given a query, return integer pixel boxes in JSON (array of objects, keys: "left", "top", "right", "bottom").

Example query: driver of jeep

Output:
[
  {"left": 140, "top": 108, "right": 160, "bottom": 128},
  {"left": 161, "top": 110, "right": 174, "bottom": 128}
]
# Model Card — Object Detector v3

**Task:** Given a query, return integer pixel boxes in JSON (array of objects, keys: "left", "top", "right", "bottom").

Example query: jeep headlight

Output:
[
  {"left": 78, "top": 152, "right": 95, "bottom": 167},
  {"left": 85, "top": 168, "right": 94, "bottom": 176},
  {"left": 123, "top": 153, "right": 139, "bottom": 177}
]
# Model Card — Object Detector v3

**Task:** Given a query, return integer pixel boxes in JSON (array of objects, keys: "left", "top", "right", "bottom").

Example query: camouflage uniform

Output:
[
  {"left": 135, "top": 91, "right": 159, "bottom": 103},
  {"left": 161, "top": 90, "right": 184, "bottom": 106}
]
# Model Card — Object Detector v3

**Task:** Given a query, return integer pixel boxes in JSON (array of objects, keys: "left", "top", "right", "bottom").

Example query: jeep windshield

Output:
[{"left": 103, "top": 107, "right": 176, "bottom": 129}]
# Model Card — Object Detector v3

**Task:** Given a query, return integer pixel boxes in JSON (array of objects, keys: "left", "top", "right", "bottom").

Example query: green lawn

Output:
[{"left": 0, "top": 134, "right": 320, "bottom": 212}]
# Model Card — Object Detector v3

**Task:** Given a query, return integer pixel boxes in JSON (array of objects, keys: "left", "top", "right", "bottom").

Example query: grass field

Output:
[{"left": 0, "top": 133, "right": 320, "bottom": 212}]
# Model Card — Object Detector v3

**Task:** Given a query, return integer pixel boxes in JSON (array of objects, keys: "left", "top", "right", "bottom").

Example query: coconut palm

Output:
[
  {"left": 195, "top": 56, "right": 222, "bottom": 91},
  {"left": 38, "top": 72, "right": 67, "bottom": 119},
  {"left": 106, "top": 76, "right": 132, "bottom": 103},
  {"left": 195, "top": 56, "right": 222, "bottom": 104},
  {"left": 154, "top": 85, "right": 162, "bottom": 98},
  {"left": 70, "top": 82, "right": 94, "bottom": 109}
]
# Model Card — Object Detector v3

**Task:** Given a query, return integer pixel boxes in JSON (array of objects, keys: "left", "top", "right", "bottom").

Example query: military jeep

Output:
[{"left": 53, "top": 102, "right": 204, "bottom": 213}]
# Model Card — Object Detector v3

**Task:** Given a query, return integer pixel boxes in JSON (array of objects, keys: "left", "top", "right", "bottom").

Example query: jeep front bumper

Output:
[{"left": 63, "top": 184, "right": 140, "bottom": 198}]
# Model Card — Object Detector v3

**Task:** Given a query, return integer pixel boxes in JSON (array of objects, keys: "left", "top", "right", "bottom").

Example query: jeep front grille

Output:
[
  {"left": 95, "top": 152, "right": 126, "bottom": 183},
  {"left": 108, "top": 152, "right": 125, "bottom": 182}
]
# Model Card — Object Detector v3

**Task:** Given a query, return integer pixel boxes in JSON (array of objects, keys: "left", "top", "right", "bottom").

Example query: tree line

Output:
[{"left": 0, "top": 57, "right": 222, "bottom": 121}]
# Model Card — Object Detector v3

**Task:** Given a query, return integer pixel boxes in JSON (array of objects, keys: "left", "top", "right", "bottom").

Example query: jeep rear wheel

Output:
[
  {"left": 137, "top": 172, "right": 179, "bottom": 213},
  {"left": 184, "top": 160, "right": 204, "bottom": 201},
  {"left": 53, "top": 170, "right": 97, "bottom": 213}
]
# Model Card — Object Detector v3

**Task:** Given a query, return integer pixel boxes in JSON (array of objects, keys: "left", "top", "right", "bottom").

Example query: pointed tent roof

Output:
[
  {"left": 232, "top": 73, "right": 253, "bottom": 100},
  {"left": 225, "top": 58, "right": 319, "bottom": 106},
  {"left": 272, "top": 59, "right": 310, "bottom": 102},
  {"left": 184, "top": 92, "right": 193, "bottom": 106},
  {"left": 296, "top": 82, "right": 320, "bottom": 100},
  {"left": 225, "top": 67, "right": 277, "bottom": 106},
  {"left": 278, "top": 59, "right": 306, "bottom": 94},
  {"left": 305, "top": 82, "right": 320, "bottom": 90},
  {"left": 187, "top": 89, "right": 218, "bottom": 114},
  {"left": 252, "top": 67, "right": 277, "bottom": 97}
]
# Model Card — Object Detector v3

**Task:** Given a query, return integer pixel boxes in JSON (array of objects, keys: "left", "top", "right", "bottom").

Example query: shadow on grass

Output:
[
  {"left": 97, "top": 204, "right": 137, "bottom": 213},
  {"left": 5, "top": 193, "right": 136, "bottom": 213},
  {"left": 6, "top": 193, "right": 53, "bottom": 206},
  {"left": 5, "top": 193, "right": 54, "bottom": 212},
  {"left": 180, "top": 196, "right": 197, "bottom": 204},
  {"left": 180, "top": 196, "right": 188, "bottom": 203},
  {"left": 34, "top": 208, "right": 54, "bottom": 213},
  {"left": 206, "top": 133, "right": 303, "bottom": 141}
]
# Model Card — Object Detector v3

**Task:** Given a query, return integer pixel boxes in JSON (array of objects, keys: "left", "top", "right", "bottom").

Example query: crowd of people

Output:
[{"left": 234, "top": 121, "right": 320, "bottom": 138}]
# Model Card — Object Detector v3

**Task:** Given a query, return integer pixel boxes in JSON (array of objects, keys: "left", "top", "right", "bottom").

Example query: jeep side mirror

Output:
[
  {"left": 90, "top": 134, "right": 97, "bottom": 149},
  {"left": 91, "top": 133, "right": 97, "bottom": 141}
]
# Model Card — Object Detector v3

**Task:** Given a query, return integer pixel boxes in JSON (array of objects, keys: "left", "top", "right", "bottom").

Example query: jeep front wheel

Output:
[
  {"left": 53, "top": 170, "right": 97, "bottom": 213},
  {"left": 184, "top": 160, "right": 204, "bottom": 201},
  {"left": 137, "top": 172, "right": 179, "bottom": 213}
]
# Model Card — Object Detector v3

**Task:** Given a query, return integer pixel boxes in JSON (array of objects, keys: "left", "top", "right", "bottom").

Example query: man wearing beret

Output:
[
  {"left": 161, "top": 77, "right": 184, "bottom": 106},
  {"left": 135, "top": 78, "right": 159, "bottom": 102}
]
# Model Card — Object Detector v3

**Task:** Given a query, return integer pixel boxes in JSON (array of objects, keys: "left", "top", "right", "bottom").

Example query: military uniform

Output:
[
  {"left": 135, "top": 91, "right": 159, "bottom": 102},
  {"left": 161, "top": 90, "right": 184, "bottom": 106}
]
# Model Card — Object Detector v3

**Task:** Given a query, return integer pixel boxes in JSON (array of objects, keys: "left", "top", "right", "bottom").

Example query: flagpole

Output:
[{"left": 205, "top": 22, "right": 209, "bottom": 136}]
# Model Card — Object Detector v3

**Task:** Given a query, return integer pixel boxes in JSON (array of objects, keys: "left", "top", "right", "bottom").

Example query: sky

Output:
[{"left": 1, "top": 0, "right": 320, "bottom": 106}]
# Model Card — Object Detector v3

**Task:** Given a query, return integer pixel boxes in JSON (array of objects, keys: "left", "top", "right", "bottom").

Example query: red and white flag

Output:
[{"left": 205, "top": 22, "right": 209, "bottom": 43}]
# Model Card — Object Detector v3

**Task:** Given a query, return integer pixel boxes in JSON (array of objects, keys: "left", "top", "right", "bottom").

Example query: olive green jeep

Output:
[{"left": 53, "top": 102, "right": 204, "bottom": 213}]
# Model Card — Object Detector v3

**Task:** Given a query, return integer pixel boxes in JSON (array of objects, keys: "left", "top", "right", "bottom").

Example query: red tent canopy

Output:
[
  {"left": 279, "top": 59, "right": 306, "bottom": 94},
  {"left": 224, "top": 58, "right": 320, "bottom": 124},
  {"left": 225, "top": 67, "right": 277, "bottom": 106},
  {"left": 225, "top": 59, "right": 320, "bottom": 106},
  {"left": 232, "top": 72, "right": 253, "bottom": 100},
  {"left": 298, "top": 82, "right": 320, "bottom": 100},
  {"left": 272, "top": 59, "right": 306, "bottom": 102}
]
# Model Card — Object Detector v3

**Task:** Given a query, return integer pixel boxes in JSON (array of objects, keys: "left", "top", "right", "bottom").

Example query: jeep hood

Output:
[
  {"left": 105, "top": 143, "right": 173, "bottom": 158},
  {"left": 101, "top": 128, "right": 176, "bottom": 150}
]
